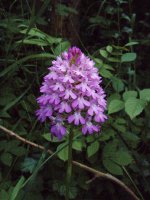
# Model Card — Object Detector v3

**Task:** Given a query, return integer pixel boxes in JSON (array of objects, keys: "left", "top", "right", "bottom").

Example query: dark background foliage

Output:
[{"left": 0, "top": 0, "right": 150, "bottom": 199}]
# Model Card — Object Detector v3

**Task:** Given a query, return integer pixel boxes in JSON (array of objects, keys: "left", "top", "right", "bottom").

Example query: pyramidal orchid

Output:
[{"left": 36, "top": 47, "right": 107, "bottom": 139}]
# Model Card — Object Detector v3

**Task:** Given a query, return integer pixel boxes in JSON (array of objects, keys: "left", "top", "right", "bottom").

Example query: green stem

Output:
[
  {"left": 65, "top": 128, "right": 74, "bottom": 200},
  {"left": 122, "top": 166, "right": 145, "bottom": 200}
]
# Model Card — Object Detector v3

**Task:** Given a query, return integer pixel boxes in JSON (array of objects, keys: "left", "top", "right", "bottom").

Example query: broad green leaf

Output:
[
  {"left": 94, "top": 58, "right": 103, "bottom": 66},
  {"left": 108, "top": 99, "right": 124, "bottom": 114},
  {"left": 121, "top": 132, "right": 140, "bottom": 148},
  {"left": 102, "top": 140, "right": 123, "bottom": 175},
  {"left": 99, "top": 67, "right": 113, "bottom": 78},
  {"left": 106, "top": 45, "right": 113, "bottom": 53},
  {"left": 72, "top": 141, "right": 82, "bottom": 151},
  {"left": 103, "top": 64, "right": 114, "bottom": 71},
  {"left": 115, "top": 151, "right": 133, "bottom": 166},
  {"left": 123, "top": 90, "right": 137, "bottom": 101},
  {"left": 115, "top": 118, "right": 126, "bottom": 124},
  {"left": 57, "top": 143, "right": 68, "bottom": 161},
  {"left": 87, "top": 141, "right": 99, "bottom": 157},
  {"left": 100, "top": 49, "right": 108, "bottom": 58},
  {"left": 0, "top": 152, "right": 13, "bottom": 166},
  {"left": 99, "top": 129, "right": 115, "bottom": 141},
  {"left": 86, "top": 135, "right": 95, "bottom": 143},
  {"left": 103, "top": 141, "right": 118, "bottom": 159},
  {"left": 125, "top": 97, "right": 146, "bottom": 119},
  {"left": 121, "top": 53, "right": 137, "bottom": 62},
  {"left": 107, "top": 93, "right": 121, "bottom": 104},
  {"left": 10, "top": 176, "right": 25, "bottom": 200},
  {"left": 103, "top": 159, "right": 123, "bottom": 175},
  {"left": 113, "top": 123, "right": 126, "bottom": 133},
  {"left": 112, "top": 77, "right": 124, "bottom": 92},
  {"left": 102, "top": 142, "right": 130, "bottom": 174},
  {"left": 107, "top": 57, "right": 120, "bottom": 62},
  {"left": 140, "top": 89, "right": 150, "bottom": 101}
]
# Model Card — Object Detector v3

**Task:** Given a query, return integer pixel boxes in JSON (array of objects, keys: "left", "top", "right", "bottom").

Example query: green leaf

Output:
[
  {"left": 0, "top": 92, "right": 16, "bottom": 106},
  {"left": 103, "top": 159, "right": 123, "bottom": 175},
  {"left": 115, "top": 150, "right": 133, "bottom": 166},
  {"left": 18, "top": 39, "right": 49, "bottom": 46},
  {"left": 94, "top": 58, "right": 103, "bottom": 66},
  {"left": 99, "top": 67, "right": 113, "bottom": 78},
  {"left": 42, "top": 133, "right": 63, "bottom": 142},
  {"left": 86, "top": 135, "right": 95, "bottom": 143},
  {"left": 140, "top": 89, "right": 150, "bottom": 101},
  {"left": 0, "top": 53, "right": 55, "bottom": 78},
  {"left": 125, "top": 41, "right": 139, "bottom": 46},
  {"left": 123, "top": 90, "right": 137, "bottom": 101},
  {"left": 20, "top": 28, "right": 62, "bottom": 44},
  {"left": 87, "top": 141, "right": 99, "bottom": 157},
  {"left": 115, "top": 118, "right": 126, "bottom": 124},
  {"left": 0, "top": 190, "right": 9, "bottom": 200},
  {"left": 56, "top": 3, "right": 78, "bottom": 16},
  {"left": 106, "top": 45, "right": 113, "bottom": 53},
  {"left": 103, "top": 142, "right": 117, "bottom": 159},
  {"left": 108, "top": 99, "right": 124, "bottom": 114},
  {"left": 0, "top": 152, "right": 13, "bottom": 166},
  {"left": 121, "top": 132, "right": 140, "bottom": 148},
  {"left": 121, "top": 53, "right": 137, "bottom": 62},
  {"left": 125, "top": 97, "right": 146, "bottom": 119},
  {"left": 53, "top": 181, "right": 78, "bottom": 199},
  {"left": 0, "top": 140, "right": 8, "bottom": 151},
  {"left": 54, "top": 41, "right": 70, "bottom": 56},
  {"left": 108, "top": 93, "right": 121, "bottom": 104},
  {"left": 113, "top": 123, "right": 126, "bottom": 133},
  {"left": 10, "top": 176, "right": 25, "bottom": 200},
  {"left": 100, "top": 49, "right": 108, "bottom": 58},
  {"left": 112, "top": 77, "right": 124, "bottom": 92},
  {"left": 3, "top": 85, "right": 31, "bottom": 112},
  {"left": 103, "top": 64, "right": 114, "bottom": 71},
  {"left": 57, "top": 143, "right": 68, "bottom": 161},
  {"left": 107, "top": 57, "right": 120, "bottom": 62},
  {"left": 68, "top": 185, "right": 78, "bottom": 199},
  {"left": 99, "top": 129, "right": 115, "bottom": 142},
  {"left": 21, "top": 158, "right": 38, "bottom": 173},
  {"left": 72, "top": 141, "right": 82, "bottom": 151},
  {"left": 11, "top": 147, "right": 26, "bottom": 156}
]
